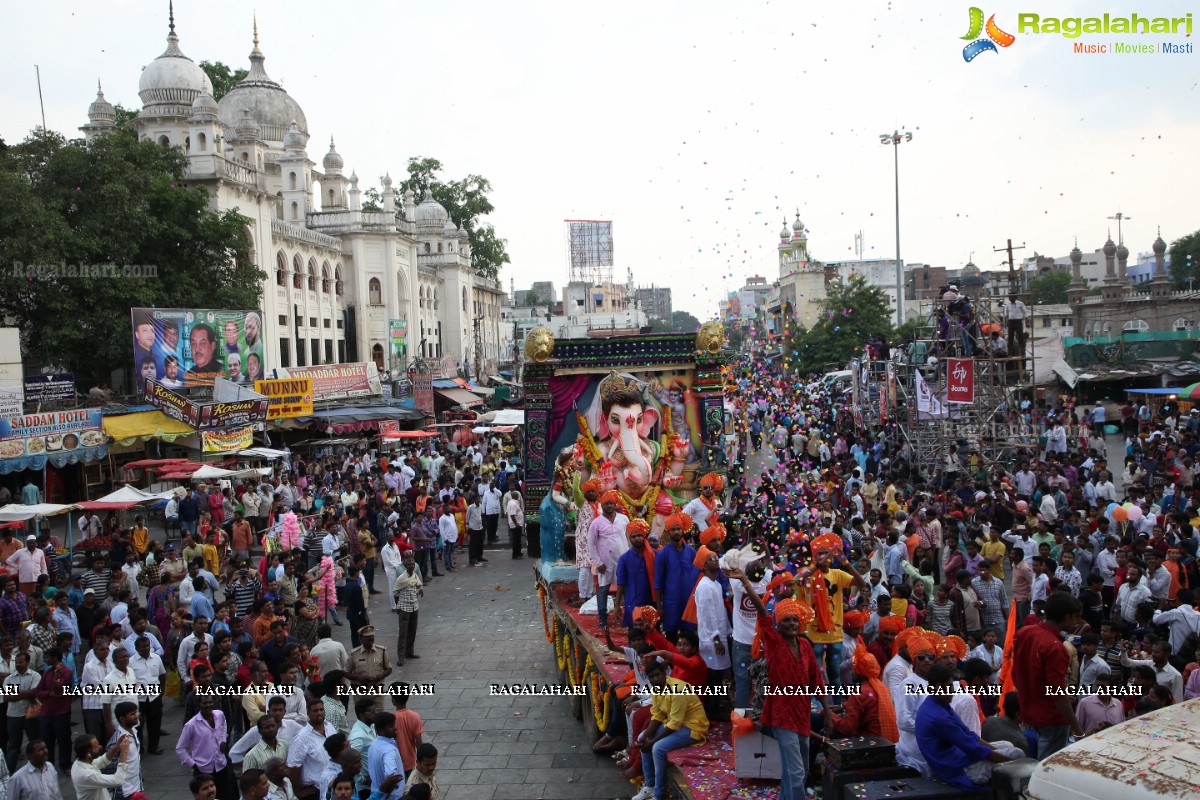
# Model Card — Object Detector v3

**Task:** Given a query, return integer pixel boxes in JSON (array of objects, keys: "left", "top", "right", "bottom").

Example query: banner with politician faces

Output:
[{"left": 131, "top": 308, "right": 265, "bottom": 390}]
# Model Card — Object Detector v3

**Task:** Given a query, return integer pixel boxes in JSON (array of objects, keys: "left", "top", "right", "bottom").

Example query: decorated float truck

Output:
[{"left": 524, "top": 325, "right": 734, "bottom": 798}]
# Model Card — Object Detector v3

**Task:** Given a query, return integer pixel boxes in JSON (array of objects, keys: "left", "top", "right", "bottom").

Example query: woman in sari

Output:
[
  {"left": 147, "top": 572, "right": 177, "bottom": 641},
  {"left": 291, "top": 581, "right": 321, "bottom": 648}
]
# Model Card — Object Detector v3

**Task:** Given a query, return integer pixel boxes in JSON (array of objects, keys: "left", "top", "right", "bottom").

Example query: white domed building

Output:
[{"left": 81, "top": 8, "right": 507, "bottom": 384}]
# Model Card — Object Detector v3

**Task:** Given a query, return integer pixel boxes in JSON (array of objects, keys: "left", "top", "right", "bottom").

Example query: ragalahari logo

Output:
[{"left": 961, "top": 7, "right": 1016, "bottom": 61}]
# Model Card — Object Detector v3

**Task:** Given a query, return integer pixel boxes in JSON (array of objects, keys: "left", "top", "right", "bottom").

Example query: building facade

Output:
[
  {"left": 81, "top": 12, "right": 506, "bottom": 381},
  {"left": 634, "top": 285, "right": 673, "bottom": 322}
]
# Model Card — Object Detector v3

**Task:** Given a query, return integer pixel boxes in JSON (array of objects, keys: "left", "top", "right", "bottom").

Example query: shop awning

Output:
[
  {"left": 237, "top": 448, "right": 289, "bottom": 460},
  {"left": 469, "top": 385, "right": 496, "bottom": 397},
  {"left": 491, "top": 409, "right": 525, "bottom": 426},
  {"left": 103, "top": 411, "right": 196, "bottom": 445},
  {"left": 381, "top": 430, "right": 438, "bottom": 440},
  {"left": 0, "top": 503, "right": 80, "bottom": 522},
  {"left": 435, "top": 388, "right": 484, "bottom": 408}
]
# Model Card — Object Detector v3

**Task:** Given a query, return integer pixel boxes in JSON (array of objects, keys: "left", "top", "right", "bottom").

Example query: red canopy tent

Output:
[
  {"left": 75, "top": 501, "right": 145, "bottom": 511},
  {"left": 122, "top": 458, "right": 191, "bottom": 470}
]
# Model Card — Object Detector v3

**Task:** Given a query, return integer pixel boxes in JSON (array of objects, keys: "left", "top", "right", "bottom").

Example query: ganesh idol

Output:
[{"left": 576, "top": 372, "right": 689, "bottom": 517}]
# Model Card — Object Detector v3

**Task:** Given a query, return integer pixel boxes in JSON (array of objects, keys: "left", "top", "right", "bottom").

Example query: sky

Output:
[{"left": 3, "top": 1, "right": 1198, "bottom": 320}]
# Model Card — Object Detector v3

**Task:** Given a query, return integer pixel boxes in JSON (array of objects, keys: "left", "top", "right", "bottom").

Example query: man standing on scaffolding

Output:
[{"left": 1005, "top": 292, "right": 1028, "bottom": 358}]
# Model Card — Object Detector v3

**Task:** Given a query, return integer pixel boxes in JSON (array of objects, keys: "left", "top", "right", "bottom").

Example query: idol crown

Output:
[{"left": 600, "top": 372, "right": 642, "bottom": 402}]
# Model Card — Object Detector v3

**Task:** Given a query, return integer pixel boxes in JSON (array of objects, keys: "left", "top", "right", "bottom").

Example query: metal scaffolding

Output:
[{"left": 855, "top": 294, "right": 1038, "bottom": 483}]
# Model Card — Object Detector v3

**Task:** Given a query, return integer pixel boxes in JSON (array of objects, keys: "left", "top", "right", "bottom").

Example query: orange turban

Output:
[
  {"left": 693, "top": 545, "right": 714, "bottom": 569},
  {"left": 878, "top": 615, "right": 907, "bottom": 634},
  {"left": 766, "top": 571, "right": 795, "bottom": 595},
  {"left": 600, "top": 490, "right": 621, "bottom": 506},
  {"left": 852, "top": 645, "right": 899, "bottom": 743},
  {"left": 582, "top": 479, "right": 603, "bottom": 495},
  {"left": 810, "top": 533, "right": 843, "bottom": 556},
  {"left": 894, "top": 626, "right": 924, "bottom": 653},
  {"left": 940, "top": 634, "right": 968, "bottom": 660},
  {"left": 664, "top": 512, "right": 692, "bottom": 533},
  {"left": 774, "top": 598, "right": 815, "bottom": 626},
  {"left": 632, "top": 606, "right": 659, "bottom": 628},
  {"left": 627, "top": 519, "right": 651, "bottom": 536},
  {"left": 700, "top": 473, "right": 725, "bottom": 492},
  {"left": 843, "top": 610, "right": 869, "bottom": 629},
  {"left": 907, "top": 635, "right": 936, "bottom": 658},
  {"left": 700, "top": 524, "right": 726, "bottom": 548}
]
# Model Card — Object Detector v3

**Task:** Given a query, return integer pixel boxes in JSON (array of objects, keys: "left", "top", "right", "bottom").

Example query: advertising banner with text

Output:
[
  {"left": 946, "top": 358, "right": 976, "bottom": 404},
  {"left": 254, "top": 378, "right": 315, "bottom": 420},
  {"left": 273, "top": 363, "right": 381, "bottom": 402}
]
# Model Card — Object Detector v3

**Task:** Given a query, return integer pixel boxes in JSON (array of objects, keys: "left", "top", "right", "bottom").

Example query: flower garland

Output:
[
  {"left": 590, "top": 669, "right": 612, "bottom": 731},
  {"left": 537, "top": 584, "right": 554, "bottom": 643},
  {"left": 555, "top": 624, "right": 570, "bottom": 672}
]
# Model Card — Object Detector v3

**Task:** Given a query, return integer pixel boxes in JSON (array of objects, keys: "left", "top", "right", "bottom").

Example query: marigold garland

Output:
[
  {"left": 591, "top": 669, "right": 612, "bottom": 731},
  {"left": 537, "top": 584, "right": 554, "bottom": 643},
  {"left": 555, "top": 624, "right": 570, "bottom": 672}
]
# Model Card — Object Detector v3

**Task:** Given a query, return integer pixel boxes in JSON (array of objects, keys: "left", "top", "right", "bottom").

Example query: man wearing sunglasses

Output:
[{"left": 894, "top": 634, "right": 938, "bottom": 777}]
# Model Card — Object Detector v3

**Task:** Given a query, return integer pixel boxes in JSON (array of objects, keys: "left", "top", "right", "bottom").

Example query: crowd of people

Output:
[
  {"left": 585, "top": 352, "right": 1200, "bottom": 800},
  {"left": 0, "top": 431, "right": 522, "bottom": 800}
]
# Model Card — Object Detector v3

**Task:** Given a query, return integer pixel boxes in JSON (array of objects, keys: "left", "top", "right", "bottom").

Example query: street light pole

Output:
[{"left": 881, "top": 129, "right": 913, "bottom": 328}]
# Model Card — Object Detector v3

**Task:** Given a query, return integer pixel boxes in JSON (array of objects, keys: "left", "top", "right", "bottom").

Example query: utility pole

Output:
[
  {"left": 880, "top": 130, "right": 913, "bottom": 326},
  {"left": 994, "top": 238, "right": 1027, "bottom": 297}
]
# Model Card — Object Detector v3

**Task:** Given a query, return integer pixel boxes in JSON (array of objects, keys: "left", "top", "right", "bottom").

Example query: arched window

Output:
[
  {"left": 291, "top": 202, "right": 299, "bottom": 221},
  {"left": 328, "top": 188, "right": 335, "bottom": 207},
  {"left": 418, "top": 288, "right": 425, "bottom": 309},
  {"left": 437, "top": 242, "right": 443, "bottom": 254},
  {"left": 369, "top": 278, "right": 382, "bottom": 305},
  {"left": 1174, "top": 318, "right": 1194, "bottom": 331},
  {"left": 424, "top": 243, "right": 431, "bottom": 254},
  {"left": 292, "top": 255, "right": 303, "bottom": 290},
  {"left": 372, "top": 343, "right": 385, "bottom": 370},
  {"left": 334, "top": 265, "right": 344, "bottom": 297},
  {"left": 276, "top": 252, "right": 287, "bottom": 287},
  {"left": 1123, "top": 319, "right": 1149, "bottom": 333},
  {"left": 197, "top": 133, "right": 207, "bottom": 151},
  {"left": 289, "top": 172, "right": 298, "bottom": 191},
  {"left": 307, "top": 258, "right": 317, "bottom": 291},
  {"left": 321, "top": 262, "right": 331, "bottom": 294},
  {"left": 184, "top": 136, "right": 190, "bottom": 151},
  {"left": 158, "top": 135, "right": 170, "bottom": 147},
  {"left": 241, "top": 151, "right": 249, "bottom": 162}
]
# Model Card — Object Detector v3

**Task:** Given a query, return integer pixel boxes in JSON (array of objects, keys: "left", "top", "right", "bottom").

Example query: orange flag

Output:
[{"left": 998, "top": 599, "right": 1017, "bottom": 702}]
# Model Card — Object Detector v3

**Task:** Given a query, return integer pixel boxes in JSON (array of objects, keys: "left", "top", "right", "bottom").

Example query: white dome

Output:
[
  {"left": 792, "top": 216, "right": 804, "bottom": 233},
  {"left": 443, "top": 219, "right": 459, "bottom": 236},
  {"left": 88, "top": 83, "right": 116, "bottom": 124},
  {"left": 138, "top": 26, "right": 214, "bottom": 116},
  {"left": 415, "top": 193, "right": 450, "bottom": 232},
  {"left": 189, "top": 91, "right": 219, "bottom": 120},
  {"left": 323, "top": 138, "right": 343, "bottom": 171},
  {"left": 217, "top": 37, "right": 308, "bottom": 144},
  {"left": 283, "top": 119, "right": 306, "bottom": 151}
]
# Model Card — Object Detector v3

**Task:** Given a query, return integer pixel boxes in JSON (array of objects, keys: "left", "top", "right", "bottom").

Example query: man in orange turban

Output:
[
  {"left": 684, "top": 472, "right": 725, "bottom": 530},
  {"left": 795, "top": 530, "right": 866, "bottom": 687},
  {"left": 573, "top": 477, "right": 604, "bottom": 602},
  {"left": 895, "top": 631, "right": 939, "bottom": 774},
  {"left": 699, "top": 524, "right": 725, "bottom": 550},
  {"left": 587, "top": 487, "right": 630, "bottom": 644},
  {"left": 827, "top": 645, "right": 899, "bottom": 742},
  {"left": 727, "top": 567, "right": 832, "bottom": 800},
  {"left": 614, "top": 517, "right": 657, "bottom": 631},
  {"left": 869, "top": 614, "right": 907, "bottom": 669},
  {"left": 599, "top": 490, "right": 622, "bottom": 507},
  {"left": 656, "top": 506, "right": 699, "bottom": 638}
]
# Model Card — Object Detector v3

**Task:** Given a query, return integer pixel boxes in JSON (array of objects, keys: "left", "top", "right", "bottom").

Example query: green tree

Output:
[
  {"left": 364, "top": 157, "right": 511, "bottom": 281},
  {"left": 199, "top": 61, "right": 248, "bottom": 101},
  {"left": 0, "top": 130, "right": 263, "bottom": 388},
  {"left": 646, "top": 310, "right": 703, "bottom": 333},
  {"left": 1169, "top": 229, "right": 1200, "bottom": 289},
  {"left": 1027, "top": 270, "right": 1071, "bottom": 305},
  {"left": 784, "top": 275, "right": 894, "bottom": 374}
]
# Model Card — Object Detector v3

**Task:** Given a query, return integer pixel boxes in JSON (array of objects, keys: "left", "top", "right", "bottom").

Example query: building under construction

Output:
[{"left": 853, "top": 293, "right": 1040, "bottom": 483}]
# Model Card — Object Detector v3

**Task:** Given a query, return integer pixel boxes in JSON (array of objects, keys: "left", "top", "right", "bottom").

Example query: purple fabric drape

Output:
[{"left": 547, "top": 375, "right": 593, "bottom": 449}]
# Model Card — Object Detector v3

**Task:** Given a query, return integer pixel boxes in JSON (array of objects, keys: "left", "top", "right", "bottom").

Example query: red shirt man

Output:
[{"left": 1012, "top": 592, "right": 1085, "bottom": 757}]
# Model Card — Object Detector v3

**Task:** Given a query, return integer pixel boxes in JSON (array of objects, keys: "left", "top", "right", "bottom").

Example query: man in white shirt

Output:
[
  {"left": 311, "top": 625, "right": 349, "bottom": 676},
  {"left": 175, "top": 617, "right": 214, "bottom": 696},
  {"left": 107, "top": 701, "right": 143, "bottom": 799},
  {"left": 1153, "top": 589, "right": 1200, "bottom": 654},
  {"left": 895, "top": 639, "right": 936, "bottom": 776},
  {"left": 1113, "top": 566, "right": 1153, "bottom": 624},
  {"left": 682, "top": 477, "right": 723, "bottom": 532},
  {"left": 286, "top": 698, "right": 332, "bottom": 792},
  {"left": 129, "top": 635, "right": 167, "bottom": 755},
  {"left": 102, "top": 646, "right": 139, "bottom": 737},
  {"left": 1121, "top": 640, "right": 1184, "bottom": 703},
  {"left": 231, "top": 697, "right": 305, "bottom": 765},
  {"left": 481, "top": 482, "right": 502, "bottom": 543},
  {"left": 6, "top": 536, "right": 47, "bottom": 595},
  {"left": 439, "top": 506, "right": 460, "bottom": 571},
  {"left": 729, "top": 565, "right": 771, "bottom": 708},
  {"left": 506, "top": 490, "right": 526, "bottom": 560},
  {"left": 81, "top": 639, "right": 114, "bottom": 741},
  {"left": 1143, "top": 550, "right": 1172, "bottom": 605},
  {"left": 1005, "top": 293, "right": 1028, "bottom": 356},
  {"left": 587, "top": 493, "right": 629, "bottom": 636},
  {"left": 1094, "top": 473, "right": 1117, "bottom": 503}
]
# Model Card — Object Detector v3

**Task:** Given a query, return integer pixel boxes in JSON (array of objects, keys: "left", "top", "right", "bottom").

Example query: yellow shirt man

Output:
[
  {"left": 130, "top": 525, "right": 150, "bottom": 556},
  {"left": 649, "top": 677, "right": 710, "bottom": 744},
  {"left": 981, "top": 538, "right": 1006, "bottom": 580},
  {"left": 797, "top": 568, "right": 855, "bottom": 645}
]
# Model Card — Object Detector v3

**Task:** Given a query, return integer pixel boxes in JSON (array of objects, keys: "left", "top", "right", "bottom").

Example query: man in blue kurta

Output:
[
  {"left": 916, "top": 664, "right": 1017, "bottom": 793},
  {"left": 614, "top": 519, "right": 656, "bottom": 629},
  {"left": 654, "top": 512, "right": 698, "bottom": 636}
]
